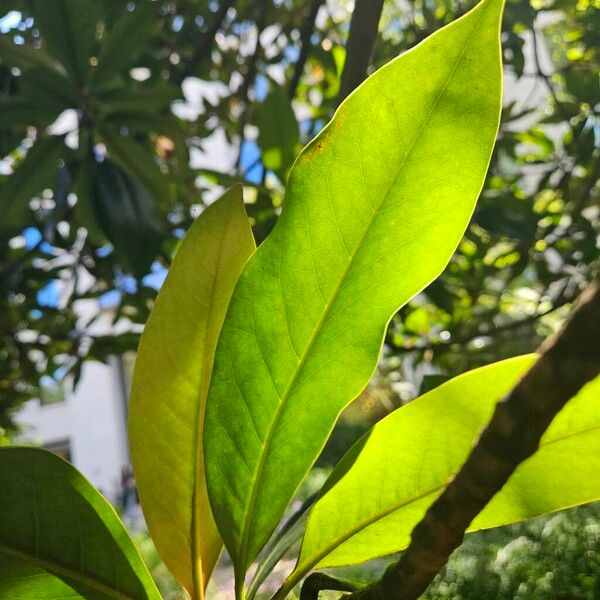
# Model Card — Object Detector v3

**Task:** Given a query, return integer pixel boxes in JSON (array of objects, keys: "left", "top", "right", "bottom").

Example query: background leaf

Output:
[
  {"left": 94, "top": 4, "right": 156, "bottom": 84},
  {"left": 92, "top": 158, "right": 164, "bottom": 277},
  {"left": 32, "top": 0, "right": 96, "bottom": 85},
  {"left": 257, "top": 83, "right": 299, "bottom": 180},
  {"left": 1, "top": 136, "right": 66, "bottom": 232},
  {"left": 204, "top": 0, "right": 505, "bottom": 583},
  {"left": 129, "top": 186, "right": 255, "bottom": 598},
  {"left": 0, "top": 35, "right": 64, "bottom": 74},
  {"left": 286, "top": 358, "right": 600, "bottom": 590},
  {"left": 0, "top": 447, "right": 161, "bottom": 600},
  {"left": 100, "top": 127, "right": 170, "bottom": 204}
]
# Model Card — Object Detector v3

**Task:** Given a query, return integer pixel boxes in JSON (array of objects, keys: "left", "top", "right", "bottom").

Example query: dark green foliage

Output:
[{"left": 426, "top": 503, "right": 600, "bottom": 600}]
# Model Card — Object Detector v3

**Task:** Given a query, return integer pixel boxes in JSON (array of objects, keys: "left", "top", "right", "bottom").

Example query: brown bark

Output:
[
  {"left": 349, "top": 280, "right": 600, "bottom": 600},
  {"left": 336, "top": 0, "right": 385, "bottom": 106}
]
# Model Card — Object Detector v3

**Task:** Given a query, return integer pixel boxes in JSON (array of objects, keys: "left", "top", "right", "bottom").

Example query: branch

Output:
[
  {"left": 336, "top": 0, "right": 385, "bottom": 106},
  {"left": 176, "top": 0, "right": 234, "bottom": 84},
  {"left": 289, "top": 0, "right": 325, "bottom": 100},
  {"left": 349, "top": 280, "right": 600, "bottom": 600}
]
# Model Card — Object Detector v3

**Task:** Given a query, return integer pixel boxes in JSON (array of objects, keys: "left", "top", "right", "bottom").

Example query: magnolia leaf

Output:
[
  {"left": 278, "top": 358, "right": 600, "bottom": 594},
  {"left": 0, "top": 447, "right": 161, "bottom": 600},
  {"left": 204, "top": 0, "right": 505, "bottom": 586},
  {"left": 129, "top": 186, "right": 255, "bottom": 599}
]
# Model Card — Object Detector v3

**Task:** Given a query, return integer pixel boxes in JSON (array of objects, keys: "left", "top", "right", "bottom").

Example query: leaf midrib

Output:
[
  {"left": 235, "top": 2, "right": 490, "bottom": 574},
  {"left": 0, "top": 543, "right": 138, "bottom": 600},
  {"left": 190, "top": 200, "right": 239, "bottom": 599}
]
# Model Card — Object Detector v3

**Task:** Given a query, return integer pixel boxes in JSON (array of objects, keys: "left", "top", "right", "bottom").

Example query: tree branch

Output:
[
  {"left": 176, "top": 0, "right": 234, "bottom": 84},
  {"left": 336, "top": 0, "right": 385, "bottom": 106},
  {"left": 348, "top": 280, "right": 600, "bottom": 600},
  {"left": 289, "top": 0, "right": 325, "bottom": 100}
]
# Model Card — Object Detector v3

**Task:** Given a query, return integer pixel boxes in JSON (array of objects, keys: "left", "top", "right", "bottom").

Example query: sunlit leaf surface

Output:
[
  {"left": 129, "top": 186, "right": 255, "bottom": 598},
  {"left": 204, "top": 0, "right": 505, "bottom": 585}
]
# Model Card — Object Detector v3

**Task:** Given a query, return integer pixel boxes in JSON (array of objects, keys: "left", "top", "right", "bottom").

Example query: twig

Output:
[
  {"left": 288, "top": 0, "right": 325, "bottom": 100},
  {"left": 396, "top": 295, "right": 571, "bottom": 354},
  {"left": 348, "top": 280, "right": 600, "bottom": 600},
  {"left": 336, "top": 0, "right": 385, "bottom": 106}
]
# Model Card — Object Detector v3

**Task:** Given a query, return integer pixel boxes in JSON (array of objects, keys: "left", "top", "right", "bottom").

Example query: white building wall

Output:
[{"left": 15, "top": 358, "right": 130, "bottom": 504}]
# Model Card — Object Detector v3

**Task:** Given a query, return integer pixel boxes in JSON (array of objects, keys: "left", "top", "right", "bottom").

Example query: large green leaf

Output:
[
  {"left": 203, "top": 0, "right": 505, "bottom": 584},
  {"left": 129, "top": 186, "right": 255, "bottom": 599},
  {"left": 0, "top": 447, "right": 161, "bottom": 600},
  {"left": 277, "top": 358, "right": 600, "bottom": 595},
  {"left": 1, "top": 136, "right": 67, "bottom": 232},
  {"left": 92, "top": 158, "right": 165, "bottom": 278},
  {"left": 32, "top": 0, "right": 96, "bottom": 85}
]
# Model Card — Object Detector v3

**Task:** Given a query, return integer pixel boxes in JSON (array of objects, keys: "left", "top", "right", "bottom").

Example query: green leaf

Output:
[
  {"left": 203, "top": 0, "right": 505, "bottom": 585},
  {"left": 0, "top": 35, "right": 65, "bottom": 74},
  {"left": 279, "top": 358, "right": 600, "bottom": 592},
  {"left": 19, "top": 67, "right": 80, "bottom": 116},
  {"left": 257, "top": 83, "right": 299, "bottom": 179},
  {"left": 94, "top": 4, "right": 155, "bottom": 84},
  {"left": 97, "top": 86, "right": 182, "bottom": 114},
  {"left": 0, "top": 447, "right": 161, "bottom": 600},
  {"left": 100, "top": 127, "right": 170, "bottom": 205},
  {"left": 73, "top": 160, "right": 107, "bottom": 244},
  {"left": 0, "top": 136, "right": 66, "bottom": 232},
  {"left": 92, "top": 158, "right": 165, "bottom": 277},
  {"left": 0, "top": 98, "right": 44, "bottom": 129},
  {"left": 32, "top": 0, "right": 96, "bottom": 85},
  {"left": 129, "top": 185, "right": 255, "bottom": 598}
]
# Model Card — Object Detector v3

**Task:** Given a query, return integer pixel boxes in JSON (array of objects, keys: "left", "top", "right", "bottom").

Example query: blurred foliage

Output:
[
  {"left": 424, "top": 502, "right": 600, "bottom": 599},
  {"left": 0, "top": 0, "right": 598, "bottom": 435}
]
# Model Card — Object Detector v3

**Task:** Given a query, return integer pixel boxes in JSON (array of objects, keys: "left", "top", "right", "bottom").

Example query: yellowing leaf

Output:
[{"left": 129, "top": 186, "right": 255, "bottom": 599}]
